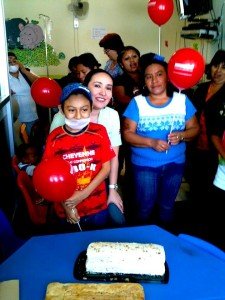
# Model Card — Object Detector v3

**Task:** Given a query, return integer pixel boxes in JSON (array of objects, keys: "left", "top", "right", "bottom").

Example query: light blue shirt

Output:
[{"left": 123, "top": 92, "right": 196, "bottom": 167}]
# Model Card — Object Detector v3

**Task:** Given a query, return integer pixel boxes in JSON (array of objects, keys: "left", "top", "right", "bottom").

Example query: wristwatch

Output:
[{"left": 108, "top": 184, "right": 119, "bottom": 190}]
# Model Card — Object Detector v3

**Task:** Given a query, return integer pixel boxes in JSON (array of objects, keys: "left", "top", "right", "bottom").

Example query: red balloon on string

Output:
[
  {"left": 168, "top": 48, "right": 205, "bottom": 90},
  {"left": 31, "top": 77, "right": 62, "bottom": 108},
  {"left": 33, "top": 157, "right": 75, "bottom": 202},
  {"left": 147, "top": 0, "right": 174, "bottom": 26}
]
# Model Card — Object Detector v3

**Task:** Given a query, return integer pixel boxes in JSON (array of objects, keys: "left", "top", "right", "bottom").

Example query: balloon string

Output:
[
  {"left": 158, "top": 26, "right": 161, "bottom": 55},
  {"left": 166, "top": 113, "right": 175, "bottom": 154}
]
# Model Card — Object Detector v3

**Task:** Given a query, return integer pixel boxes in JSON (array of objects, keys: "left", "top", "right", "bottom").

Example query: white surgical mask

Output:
[
  {"left": 65, "top": 117, "right": 90, "bottom": 131},
  {"left": 9, "top": 65, "right": 19, "bottom": 73}
]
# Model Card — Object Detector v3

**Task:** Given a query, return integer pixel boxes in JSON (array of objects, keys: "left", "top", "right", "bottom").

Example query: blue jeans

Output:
[
  {"left": 58, "top": 206, "right": 125, "bottom": 232},
  {"left": 132, "top": 163, "right": 185, "bottom": 224},
  {"left": 80, "top": 205, "right": 125, "bottom": 230},
  {"left": 80, "top": 209, "right": 110, "bottom": 230}
]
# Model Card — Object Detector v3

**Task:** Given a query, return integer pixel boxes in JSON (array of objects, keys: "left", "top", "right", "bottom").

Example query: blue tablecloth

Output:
[{"left": 1, "top": 225, "right": 225, "bottom": 300}]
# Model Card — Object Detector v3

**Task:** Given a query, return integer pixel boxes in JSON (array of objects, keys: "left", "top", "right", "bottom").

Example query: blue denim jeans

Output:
[
  {"left": 132, "top": 162, "right": 185, "bottom": 224},
  {"left": 80, "top": 205, "right": 125, "bottom": 230},
  {"left": 80, "top": 209, "right": 110, "bottom": 230}
]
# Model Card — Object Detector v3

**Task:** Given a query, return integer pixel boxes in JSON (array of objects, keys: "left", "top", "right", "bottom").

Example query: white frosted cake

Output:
[{"left": 85, "top": 242, "right": 166, "bottom": 276}]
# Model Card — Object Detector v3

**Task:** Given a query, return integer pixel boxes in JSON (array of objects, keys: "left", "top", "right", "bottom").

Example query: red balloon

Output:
[
  {"left": 168, "top": 48, "right": 205, "bottom": 90},
  {"left": 31, "top": 77, "right": 62, "bottom": 108},
  {"left": 147, "top": 0, "right": 174, "bottom": 26},
  {"left": 33, "top": 158, "right": 75, "bottom": 202}
]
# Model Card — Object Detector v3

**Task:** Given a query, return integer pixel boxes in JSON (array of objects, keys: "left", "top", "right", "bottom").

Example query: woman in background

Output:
[
  {"left": 207, "top": 82, "right": 225, "bottom": 246},
  {"left": 76, "top": 52, "right": 101, "bottom": 83},
  {"left": 8, "top": 52, "right": 39, "bottom": 136},
  {"left": 113, "top": 46, "right": 142, "bottom": 220},
  {"left": 188, "top": 50, "right": 225, "bottom": 222},
  {"left": 99, "top": 33, "right": 124, "bottom": 78},
  {"left": 55, "top": 56, "right": 79, "bottom": 88},
  {"left": 113, "top": 46, "right": 141, "bottom": 116}
]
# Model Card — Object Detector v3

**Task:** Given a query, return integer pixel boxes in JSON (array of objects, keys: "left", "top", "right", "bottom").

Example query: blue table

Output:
[{"left": 1, "top": 225, "right": 225, "bottom": 300}]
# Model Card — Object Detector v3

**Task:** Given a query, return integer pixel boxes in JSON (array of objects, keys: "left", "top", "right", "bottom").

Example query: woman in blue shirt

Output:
[{"left": 123, "top": 58, "right": 199, "bottom": 226}]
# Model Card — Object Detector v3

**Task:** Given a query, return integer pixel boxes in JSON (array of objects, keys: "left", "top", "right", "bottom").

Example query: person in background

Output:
[
  {"left": 42, "top": 83, "right": 117, "bottom": 231},
  {"left": 113, "top": 46, "right": 142, "bottom": 116},
  {"left": 123, "top": 58, "right": 199, "bottom": 227},
  {"left": 99, "top": 33, "right": 124, "bottom": 78},
  {"left": 207, "top": 85, "right": 225, "bottom": 246},
  {"left": 188, "top": 50, "right": 225, "bottom": 222},
  {"left": 76, "top": 52, "right": 101, "bottom": 83},
  {"left": 16, "top": 143, "right": 46, "bottom": 206},
  {"left": 16, "top": 143, "right": 40, "bottom": 176},
  {"left": 8, "top": 52, "right": 39, "bottom": 136},
  {"left": 49, "top": 70, "right": 124, "bottom": 223},
  {"left": 113, "top": 46, "right": 142, "bottom": 219},
  {"left": 55, "top": 56, "right": 79, "bottom": 88},
  {"left": 29, "top": 119, "right": 50, "bottom": 155}
]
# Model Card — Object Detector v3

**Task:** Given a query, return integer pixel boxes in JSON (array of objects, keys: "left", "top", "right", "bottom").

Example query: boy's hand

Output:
[
  {"left": 65, "top": 207, "right": 80, "bottom": 224},
  {"left": 65, "top": 190, "right": 89, "bottom": 208}
]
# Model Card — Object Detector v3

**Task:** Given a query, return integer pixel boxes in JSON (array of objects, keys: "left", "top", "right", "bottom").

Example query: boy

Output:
[{"left": 42, "top": 83, "right": 115, "bottom": 230}]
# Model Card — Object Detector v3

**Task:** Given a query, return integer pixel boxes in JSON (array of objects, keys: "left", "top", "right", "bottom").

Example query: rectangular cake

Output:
[
  {"left": 86, "top": 242, "right": 165, "bottom": 276},
  {"left": 45, "top": 282, "right": 145, "bottom": 300}
]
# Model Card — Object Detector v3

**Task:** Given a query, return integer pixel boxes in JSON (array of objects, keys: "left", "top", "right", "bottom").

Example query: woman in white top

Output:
[
  {"left": 8, "top": 52, "right": 39, "bottom": 135},
  {"left": 50, "top": 69, "right": 123, "bottom": 214}
]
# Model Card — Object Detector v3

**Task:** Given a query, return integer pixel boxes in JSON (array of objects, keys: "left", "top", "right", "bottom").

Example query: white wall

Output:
[{"left": 3, "top": 0, "right": 225, "bottom": 76}]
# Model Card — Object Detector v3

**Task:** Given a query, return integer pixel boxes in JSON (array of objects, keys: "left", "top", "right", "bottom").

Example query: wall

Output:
[{"left": 3, "top": 0, "right": 225, "bottom": 77}]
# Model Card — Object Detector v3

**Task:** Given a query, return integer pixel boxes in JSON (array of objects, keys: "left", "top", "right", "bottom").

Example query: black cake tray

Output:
[{"left": 74, "top": 251, "right": 169, "bottom": 283}]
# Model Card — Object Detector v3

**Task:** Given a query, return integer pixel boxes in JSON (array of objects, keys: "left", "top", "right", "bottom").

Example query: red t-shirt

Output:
[{"left": 42, "top": 123, "right": 115, "bottom": 218}]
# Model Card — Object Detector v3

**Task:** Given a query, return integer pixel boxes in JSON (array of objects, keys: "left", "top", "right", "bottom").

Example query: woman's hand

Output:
[
  {"left": 168, "top": 132, "right": 184, "bottom": 145},
  {"left": 151, "top": 139, "right": 169, "bottom": 152},
  {"left": 107, "top": 189, "right": 124, "bottom": 213},
  {"left": 16, "top": 60, "right": 26, "bottom": 73}
]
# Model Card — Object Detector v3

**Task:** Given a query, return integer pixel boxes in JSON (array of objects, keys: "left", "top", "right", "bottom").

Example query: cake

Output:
[
  {"left": 45, "top": 282, "right": 145, "bottom": 300},
  {"left": 85, "top": 242, "right": 165, "bottom": 276}
]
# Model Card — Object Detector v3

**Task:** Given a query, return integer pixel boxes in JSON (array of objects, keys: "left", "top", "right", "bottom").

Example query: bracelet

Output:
[{"left": 108, "top": 184, "right": 118, "bottom": 190}]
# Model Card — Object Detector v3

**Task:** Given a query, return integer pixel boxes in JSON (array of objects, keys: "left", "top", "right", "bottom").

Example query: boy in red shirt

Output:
[{"left": 42, "top": 83, "right": 115, "bottom": 230}]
